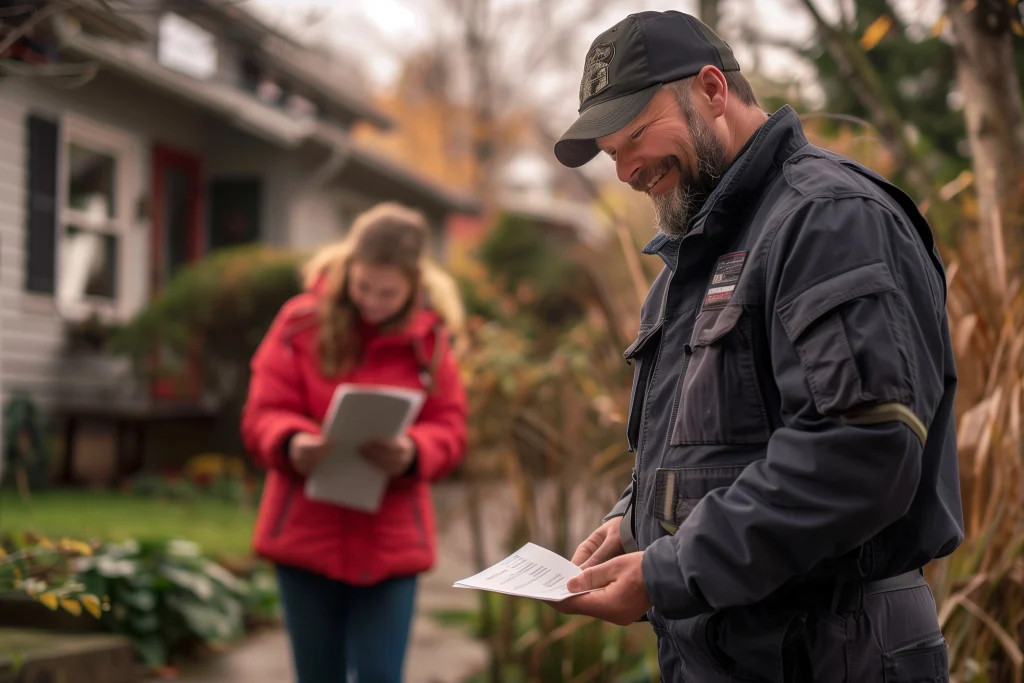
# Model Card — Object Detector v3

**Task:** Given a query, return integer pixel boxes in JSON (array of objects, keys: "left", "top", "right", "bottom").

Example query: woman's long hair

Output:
[{"left": 301, "top": 203, "right": 464, "bottom": 377}]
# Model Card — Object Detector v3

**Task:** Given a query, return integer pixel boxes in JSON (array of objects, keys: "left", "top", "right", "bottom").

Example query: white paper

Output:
[
  {"left": 453, "top": 543, "right": 598, "bottom": 602},
  {"left": 304, "top": 383, "right": 426, "bottom": 513}
]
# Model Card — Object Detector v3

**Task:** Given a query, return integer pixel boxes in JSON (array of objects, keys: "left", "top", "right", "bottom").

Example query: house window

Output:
[
  {"left": 54, "top": 116, "right": 135, "bottom": 322},
  {"left": 157, "top": 12, "right": 217, "bottom": 81},
  {"left": 209, "top": 178, "right": 262, "bottom": 250}
]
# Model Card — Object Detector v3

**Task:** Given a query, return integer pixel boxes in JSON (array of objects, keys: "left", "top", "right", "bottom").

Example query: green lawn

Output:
[{"left": 0, "top": 491, "right": 258, "bottom": 561}]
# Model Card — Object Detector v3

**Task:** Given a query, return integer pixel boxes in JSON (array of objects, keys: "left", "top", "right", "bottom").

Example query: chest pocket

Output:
[{"left": 669, "top": 303, "right": 771, "bottom": 445}]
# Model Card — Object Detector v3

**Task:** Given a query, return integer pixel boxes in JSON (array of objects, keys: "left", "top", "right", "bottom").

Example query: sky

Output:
[
  {"left": 247, "top": 0, "right": 944, "bottom": 182},
  {"left": 247, "top": 0, "right": 944, "bottom": 94},
  {"left": 248, "top": 0, "right": 825, "bottom": 97}
]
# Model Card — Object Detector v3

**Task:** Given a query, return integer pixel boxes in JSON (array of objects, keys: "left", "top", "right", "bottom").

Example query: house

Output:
[{"left": 0, "top": 1, "right": 478, "bottom": 484}]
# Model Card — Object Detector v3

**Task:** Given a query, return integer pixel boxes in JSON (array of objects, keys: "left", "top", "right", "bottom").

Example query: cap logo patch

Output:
[{"left": 579, "top": 42, "right": 615, "bottom": 105}]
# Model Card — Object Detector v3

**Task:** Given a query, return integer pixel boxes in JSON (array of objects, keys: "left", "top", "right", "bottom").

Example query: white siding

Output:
[
  {"left": 289, "top": 189, "right": 343, "bottom": 249},
  {"left": 0, "top": 66, "right": 356, "bottom": 418},
  {"left": 0, "top": 72, "right": 209, "bottom": 413}
]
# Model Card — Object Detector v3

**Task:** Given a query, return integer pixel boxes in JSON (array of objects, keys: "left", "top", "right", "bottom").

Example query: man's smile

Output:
[{"left": 647, "top": 167, "right": 679, "bottom": 197}]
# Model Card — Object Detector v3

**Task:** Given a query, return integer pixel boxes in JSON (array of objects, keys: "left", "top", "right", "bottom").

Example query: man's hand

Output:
[
  {"left": 289, "top": 432, "right": 330, "bottom": 476},
  {"left": 572, "top": 516, "right": 625, "bottom": 569},
  {"left": 550, "top": 552, "right": 652, "bottom": 626},
  {"left": 359, "top": 435, "right": 416, "bottom": 476}
]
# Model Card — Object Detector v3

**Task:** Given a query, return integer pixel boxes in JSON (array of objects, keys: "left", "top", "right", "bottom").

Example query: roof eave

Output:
[
  {"left": 52, "top": 16, "right": 313, "bottom": 149},
  {"left": 67, "top": 1, "right": 151, "bottom": 43},
  {"left": 190, "top": 0, "right": 393, "bottom": 130}
]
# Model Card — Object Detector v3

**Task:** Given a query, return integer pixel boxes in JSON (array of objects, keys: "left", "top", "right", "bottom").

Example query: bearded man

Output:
[{"left": 550, "top": 10, "right": 962, "bottom": 683}]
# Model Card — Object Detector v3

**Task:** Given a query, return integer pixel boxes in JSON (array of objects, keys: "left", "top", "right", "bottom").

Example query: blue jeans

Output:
[{"left": 275, "top": 564, "right": 418, "bottom": 683}]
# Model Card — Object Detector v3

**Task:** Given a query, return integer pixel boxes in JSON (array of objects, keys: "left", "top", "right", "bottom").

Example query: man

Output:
[{"left": 550, "top": 10, "right": 963, "bottom": 683}]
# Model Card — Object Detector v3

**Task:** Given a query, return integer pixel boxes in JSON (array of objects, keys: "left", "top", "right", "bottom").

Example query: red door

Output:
[{"left": 150, "top": 144, "right": 204, "bottom": 400}]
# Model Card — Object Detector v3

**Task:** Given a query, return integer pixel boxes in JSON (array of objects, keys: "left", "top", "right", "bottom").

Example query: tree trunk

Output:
[{"left": 946, "top": 0, "right": 1024, "bottom": 288}]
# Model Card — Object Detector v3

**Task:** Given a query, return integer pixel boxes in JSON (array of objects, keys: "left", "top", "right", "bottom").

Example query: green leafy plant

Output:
[
  {"left": 2, "top": 391, "right": 52, "bottom": 498},
  {"left": 72, "top": 538, "right": 260, "bottom": 668}
]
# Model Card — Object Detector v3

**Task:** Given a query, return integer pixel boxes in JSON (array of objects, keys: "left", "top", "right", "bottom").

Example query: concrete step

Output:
[{"left": 0, "top": 628, "right": 137, "bottom": 683}]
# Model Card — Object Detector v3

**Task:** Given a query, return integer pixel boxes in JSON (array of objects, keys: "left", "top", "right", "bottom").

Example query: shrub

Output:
[
  {"left": 474, "top": 213, "right": 595, "bottom": 331},
  {"left": 72, "top": 538, "right": 278, "bottom": 668},
  {"left": 110, "top": 244, "right": 304, "bottom": 410}
]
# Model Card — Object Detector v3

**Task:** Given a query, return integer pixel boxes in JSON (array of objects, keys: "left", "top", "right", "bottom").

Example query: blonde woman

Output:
[{"left": 241, "top": 203, "right": 468, "bottom": 683}]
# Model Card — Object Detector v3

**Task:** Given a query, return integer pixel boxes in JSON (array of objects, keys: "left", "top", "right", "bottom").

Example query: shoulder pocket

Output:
[{"left": 776, "top": 261, "right": 913, "bottom": 417}]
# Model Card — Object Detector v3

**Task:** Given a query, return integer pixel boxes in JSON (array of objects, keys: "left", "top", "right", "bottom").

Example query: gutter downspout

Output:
[{"left": 309, "top": 135, "right": 352, "bottom": 190}]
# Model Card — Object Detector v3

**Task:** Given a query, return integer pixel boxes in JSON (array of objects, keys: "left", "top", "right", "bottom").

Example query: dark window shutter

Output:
[{"left": 25, "top": 114, "right": 59, "bottom": 294}]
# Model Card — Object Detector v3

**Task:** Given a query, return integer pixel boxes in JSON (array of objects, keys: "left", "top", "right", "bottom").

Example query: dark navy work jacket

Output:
[{"left": 607, "top": 105, "right": 964, "bottom": 622}]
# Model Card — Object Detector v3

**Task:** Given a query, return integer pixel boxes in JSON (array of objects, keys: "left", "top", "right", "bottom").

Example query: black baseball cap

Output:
[{"left": 554, "top": 10, "right": 740, "bottom": 168}]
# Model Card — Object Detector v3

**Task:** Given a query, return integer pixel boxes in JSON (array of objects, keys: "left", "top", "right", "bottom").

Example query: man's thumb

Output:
[
  {"left": 566, "top": 570, "right": 591, "bottom": 594},
  {"left": 568, "top": 561, "right": 612, "bottom": 594}
]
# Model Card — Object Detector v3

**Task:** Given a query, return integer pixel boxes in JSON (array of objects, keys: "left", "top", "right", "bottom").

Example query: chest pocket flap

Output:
[
  {"left": 670, "top": 304, "right": 771, "bottom": 446},
  {"left": 695, "top": 302, "right": 743, "bottom": 346}
]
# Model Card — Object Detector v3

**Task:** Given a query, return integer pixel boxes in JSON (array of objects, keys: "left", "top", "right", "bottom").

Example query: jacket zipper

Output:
[
  {"left": 411, "top": 500, "right": 428, "bottom": 549},
  {"left": 632, "top": 340, "right": 665, "bottom": 541},
  {"left": 271, "top": 484, "right": 297, "bottom": 538}
]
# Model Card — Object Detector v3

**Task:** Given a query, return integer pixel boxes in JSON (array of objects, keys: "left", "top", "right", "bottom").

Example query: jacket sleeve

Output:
[
  {"left": 642, "top": 196, "right": 948, "bottom": 619},
  {"left": 406, "top": 335, "right": 468, "bottom": 482},
  {"left": 603, "top": 482, "right": 633, "bottom": 522},
  {"left": 240, "top": 299, "right": 322, "bottom": 475}
]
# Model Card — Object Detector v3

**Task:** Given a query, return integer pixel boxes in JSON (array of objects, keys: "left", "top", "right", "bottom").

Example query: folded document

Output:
[{"left": 453, "top": 542, "right": 598, "bottom": 602}]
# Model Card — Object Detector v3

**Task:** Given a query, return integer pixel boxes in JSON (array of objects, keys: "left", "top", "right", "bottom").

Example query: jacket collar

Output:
[{"left": 642, "top": 105, "right": 808, "bottom": 267}]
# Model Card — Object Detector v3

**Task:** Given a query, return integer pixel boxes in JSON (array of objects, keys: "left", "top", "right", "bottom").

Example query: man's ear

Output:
[{"left": 695, "top": 66, "right": 728, "bottom": 119}]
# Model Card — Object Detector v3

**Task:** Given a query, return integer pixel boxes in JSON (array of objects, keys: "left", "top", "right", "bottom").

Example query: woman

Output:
[{"left": 241, "top": 202, "right": 468, "bottom": 683}]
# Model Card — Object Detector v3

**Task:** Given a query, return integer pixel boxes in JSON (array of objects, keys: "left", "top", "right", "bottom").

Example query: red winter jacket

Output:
[{"left": 241, "top": 292, "right": 468, "bottom": 585}]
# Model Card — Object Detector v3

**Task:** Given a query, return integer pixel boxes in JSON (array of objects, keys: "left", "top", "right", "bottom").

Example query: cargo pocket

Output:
[
  {"left": 653, "top": 464, "right": 747, "bottom": 534},
  {"left": 776, "top": 260, "right": 913, "bottom": 417},
  {"left": 669, "top": 304, "right": 770, "bottom": 445},
  {"left": 883, "top": 636, "right": 949, "bottom": 683},
  {"left": 623, "top": 322, "right": 663, "bottom": 452}
]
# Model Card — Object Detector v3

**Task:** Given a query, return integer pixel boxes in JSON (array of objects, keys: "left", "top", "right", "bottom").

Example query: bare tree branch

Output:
[
  {"left": 792, "top": 0, "right": 933, "bottom": 200},
  {"left": 0, "top": 4, "right": 37, "bottom": 19}
]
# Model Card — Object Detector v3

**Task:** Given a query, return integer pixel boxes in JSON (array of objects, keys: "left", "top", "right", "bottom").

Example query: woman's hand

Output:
[
  {"left": 359, "top": 435, "right": 416, "bottom": 476},
  {"left": 288, "top": 432, "right": 331, "bottom": 476}
]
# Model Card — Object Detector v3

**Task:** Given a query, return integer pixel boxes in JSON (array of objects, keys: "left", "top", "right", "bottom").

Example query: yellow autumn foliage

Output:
[
  {"left": 60, "top": 599, "right": 82, "bottom": 617},
  {"left": 859, "top": 14, "right": 893, "bottom": 50},
  {"left": 80, "top": 594, "right": 103, "bottom": 618}
]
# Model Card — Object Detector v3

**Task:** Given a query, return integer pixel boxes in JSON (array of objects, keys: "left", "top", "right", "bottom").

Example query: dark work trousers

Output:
[
  {"left": 651, "top": 570, "right": 949, "bottom": 683},
  {"left": 275, "top": 563, "right": 418, "bottom": 683}
]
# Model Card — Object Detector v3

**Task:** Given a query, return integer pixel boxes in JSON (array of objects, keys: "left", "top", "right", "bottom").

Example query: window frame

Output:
[{"left": 56, "top": 115, "right": 139, "bottom": 324}]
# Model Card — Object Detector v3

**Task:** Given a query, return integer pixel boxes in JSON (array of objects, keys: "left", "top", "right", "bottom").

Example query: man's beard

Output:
[{"left": 641, "top": 102, "right": 729, "bottom": 237}]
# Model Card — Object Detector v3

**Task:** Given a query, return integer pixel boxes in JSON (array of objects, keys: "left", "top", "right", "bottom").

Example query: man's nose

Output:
[{"left": 615, "top": 153, "right": 642, "bottom": 185}]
